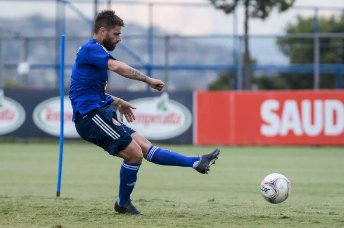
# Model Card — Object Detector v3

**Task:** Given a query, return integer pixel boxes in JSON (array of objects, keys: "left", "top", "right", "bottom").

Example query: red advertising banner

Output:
[{"left": 195, "top": 90, "right": 344, "bottom": 145}]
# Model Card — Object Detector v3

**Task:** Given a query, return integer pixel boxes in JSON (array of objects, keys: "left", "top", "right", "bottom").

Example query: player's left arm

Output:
[
  {"left": 110, "top": 96, "right": 136, "bottom": 122},
  {"left": 108, "top": 59, "right": 165, "bottom": 91},
  {"left": 110, "top": 95, "right": 136, "bottom": 123}
]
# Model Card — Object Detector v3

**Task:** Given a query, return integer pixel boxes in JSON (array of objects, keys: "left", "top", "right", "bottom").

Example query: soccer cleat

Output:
[
  {"left": 193, "top": 148, "right": 220, "bottom": 174},
  {"left": 114, "top": 200, "right": 141, "bottom": 215}
]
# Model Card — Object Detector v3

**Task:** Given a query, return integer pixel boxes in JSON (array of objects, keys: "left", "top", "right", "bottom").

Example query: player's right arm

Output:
[{"left": 108, "top": 59, "right": 165, "bottom": 91}]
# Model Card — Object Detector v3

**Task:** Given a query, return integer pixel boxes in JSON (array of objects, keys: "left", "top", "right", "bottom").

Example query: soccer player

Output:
[{"left": 69, "top": 10, "right": 220, "bottom": 215}]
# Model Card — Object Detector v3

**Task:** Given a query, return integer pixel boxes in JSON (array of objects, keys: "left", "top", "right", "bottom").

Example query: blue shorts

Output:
[{"left": 75, "top": 105, "right": 135, "bottom": 156}]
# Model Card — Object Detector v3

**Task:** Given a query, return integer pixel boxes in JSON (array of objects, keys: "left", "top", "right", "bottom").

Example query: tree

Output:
[
  {"left": 208, "top": 72, "right": 233, "bottom": 90},
  {"left": 208, "top": 0, "right": 294, "bottom": 90},
  {"left": 277, "top": 14, "right": 344, "bottom": 89},
  {"left": 208, "top": 59, "right": 256, "bottom": 91}
]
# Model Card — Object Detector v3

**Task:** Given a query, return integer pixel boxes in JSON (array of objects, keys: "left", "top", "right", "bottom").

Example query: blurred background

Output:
[
  {"left": 0, "top": 0, "right": 343, "bottom": 145},
  {"left": 1, "top": 3, "right": 344, "bottom": 227},
  {"left": 1, "top": 0, "right": 343, "bottom": 91}
]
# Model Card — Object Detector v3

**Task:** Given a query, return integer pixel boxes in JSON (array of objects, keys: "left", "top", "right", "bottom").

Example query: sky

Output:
[{"left": 1, "top": 0, "right": 344, "bottom": 35}]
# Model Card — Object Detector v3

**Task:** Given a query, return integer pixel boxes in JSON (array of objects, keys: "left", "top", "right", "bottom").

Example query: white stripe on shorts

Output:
[
  {"left": 93, "top": 115, "right": 121, "bottom": 138},
  {"left": 92, "top": 115, "right": 120, "bottom": 140}
]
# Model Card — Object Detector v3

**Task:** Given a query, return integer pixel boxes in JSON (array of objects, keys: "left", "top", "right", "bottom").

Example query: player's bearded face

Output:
[
  {"left": 102, "top": 26, "right": 121, "bottom": 51},
  {"left": 103, "top": 33, "right": 117, "bottom": 51}
]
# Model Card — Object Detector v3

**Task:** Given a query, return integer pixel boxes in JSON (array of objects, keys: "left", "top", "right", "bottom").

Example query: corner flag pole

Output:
[{"left": 56, "top": 34, "right": 65, "bottom": 197}]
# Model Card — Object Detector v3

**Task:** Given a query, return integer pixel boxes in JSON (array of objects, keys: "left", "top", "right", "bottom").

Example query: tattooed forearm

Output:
[
  {"left": 122, "top": 66, "right": 148, "bottom": 82},
  {"left": 108, "top": 59, "right": 151, "bottom": 83}
]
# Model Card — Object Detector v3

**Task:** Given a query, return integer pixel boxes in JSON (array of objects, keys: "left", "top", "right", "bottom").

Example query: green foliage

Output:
[
  {"left": 210, "top": 71, "right": 343, "bottom": 90},
  {"left": 209, "top": 0, "right": 294, "bottom": 18},
  {"left": 4, "top": 81, "right": 21, "bottom": 88},
  {"left": 209, "top": 13, "right": 344, "bottom": 90},
  {"left": 209, "top": 0, "right": 295, "bottom": 90},
  {"left": 208, "top": 59, "right": 257, "bottom": 91},
  {"left": 274, "top": 14, "right": 344, "bottom": 89},
  {"left": 252, "top": 74, "right": 343, "bottom": 90},
  {"left": 252, "top": 75, "right": 288, "bottom": 90},
  {"left": 1, "top": 143, "right": 344, "bottom": 227},
  {"left": 208, "top": 72, "right": 232, "bottom": 90},
  {"left": 278, "top": 14, "right": 344, "bottom": 64}
]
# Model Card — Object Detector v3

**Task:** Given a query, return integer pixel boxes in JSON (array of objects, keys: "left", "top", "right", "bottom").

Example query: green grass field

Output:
[{"left": 0, "top": 143, "right": 343, "bottom": 227}]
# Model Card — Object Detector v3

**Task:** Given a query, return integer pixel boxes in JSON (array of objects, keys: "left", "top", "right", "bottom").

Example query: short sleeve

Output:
[{"left": 85, "top": 44, "right": 113, "bottom": 69}]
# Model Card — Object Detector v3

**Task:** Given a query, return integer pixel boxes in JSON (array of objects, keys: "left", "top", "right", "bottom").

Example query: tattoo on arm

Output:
[{"left": 122, "top": 66, "right": 148, "bottom": 82}]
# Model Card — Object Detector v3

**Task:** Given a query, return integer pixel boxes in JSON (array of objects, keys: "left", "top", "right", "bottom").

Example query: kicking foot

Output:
[
  {"left": 114, "top": 200, "right": 141, "bottom": 215},
  {"left": 193, "top": 148, "right": 220, "bottom": 174}
]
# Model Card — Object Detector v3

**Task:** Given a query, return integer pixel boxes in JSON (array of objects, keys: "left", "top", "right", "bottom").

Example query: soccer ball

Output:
[{"left": 260, "top": 173, "right": 291, "bottom": 204}]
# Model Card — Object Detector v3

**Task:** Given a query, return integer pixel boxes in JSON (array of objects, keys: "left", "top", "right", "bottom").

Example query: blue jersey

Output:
[{"left": 69, "top": 39, "right": 115, "bottom": 121}]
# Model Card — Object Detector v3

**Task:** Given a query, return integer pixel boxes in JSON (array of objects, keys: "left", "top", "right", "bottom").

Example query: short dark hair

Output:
[{"left": 94, "top": 10, "right": 124, "bottom": 34}]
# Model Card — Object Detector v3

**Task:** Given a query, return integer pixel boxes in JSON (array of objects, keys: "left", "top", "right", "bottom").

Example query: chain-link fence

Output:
[{"left": 0, "top": 0, "right": 343, "bottom": 90}]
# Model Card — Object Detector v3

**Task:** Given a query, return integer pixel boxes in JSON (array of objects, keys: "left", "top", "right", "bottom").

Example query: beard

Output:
[{"left": 103, "top": 36, "right": 117, "bottom": 51}]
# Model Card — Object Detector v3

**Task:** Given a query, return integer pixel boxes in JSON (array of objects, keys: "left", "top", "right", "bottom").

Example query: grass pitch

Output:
[{"left": 0, "top": 142, "right": 343, "bottom": 227}]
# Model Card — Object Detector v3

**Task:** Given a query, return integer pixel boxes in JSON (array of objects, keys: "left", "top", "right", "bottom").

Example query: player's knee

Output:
[
  {"left": 123, "top": 141, "right": 143, "bottom": 163},
  {"left": 131, "top": 133, "right": 152, "bottom": 157},
  {"left": 129, "top": 149, "right": 143, "bottom": 163}
]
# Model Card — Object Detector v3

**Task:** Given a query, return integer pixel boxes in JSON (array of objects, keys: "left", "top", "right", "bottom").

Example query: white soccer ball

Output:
[{"left": 260, "top": 173, "right": 291, "bottom": 204}]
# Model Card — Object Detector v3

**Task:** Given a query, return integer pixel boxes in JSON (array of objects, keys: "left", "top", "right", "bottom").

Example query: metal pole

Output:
[
  {"left": 56, "top": 34, "right": 65, "bottom": 198},
  {"left": 313, "top": 8, "right": 320, "bottom": 90},
  {"left": 164, "top": 35, "right": 170, "bottom": 91},
  {"left": 335, "top": 68, "right": 342, "bottom": 89},
  {"left": 94, "top": 0, "right": 98, "bottom": 19},
  {"left": 148, "top": 3, "right": 153, "bottom": 75},
  {"left": 107, "top": 0, "right": 111, "bottom": 9},
  {"left": 55, "top": 0, "right": 59, "bottom": 89},
  {"left": 232, "top": 8, "right": 238, "bottom": 90},
  {"left": 0, "top": 38, "right": 3, "bottom": 89},
  {"left": 93, "top": 0, "right": 98, "bottom": 36},
  {"left": 237, "top": 36, "right": 243, "bottom": 91},
  {"left": 146, "top": 3, "right": 153, "bottom": 90},
  {"left": 55, "top": 0, "right": 65, "bottom": 89},
  {"left": 22, "top": 38, "right": 29, "bottom": 86}
]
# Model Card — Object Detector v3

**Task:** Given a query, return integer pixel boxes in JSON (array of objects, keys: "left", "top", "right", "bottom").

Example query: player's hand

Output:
[
  {"left": 116, "top": 99, "right": 136, "bottom": 122},
  {"left": 147, "top": 78, "right": 165, "bottom": 91}
]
